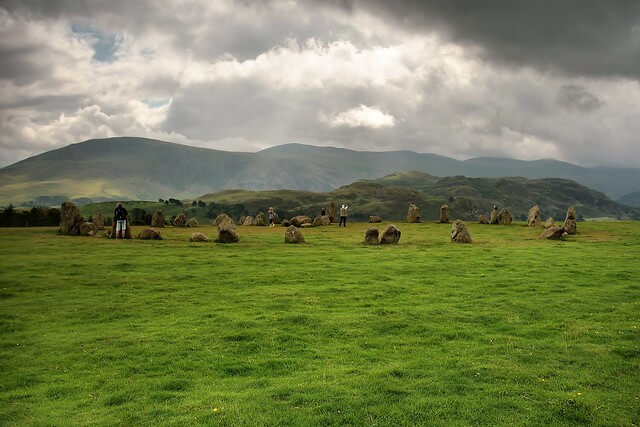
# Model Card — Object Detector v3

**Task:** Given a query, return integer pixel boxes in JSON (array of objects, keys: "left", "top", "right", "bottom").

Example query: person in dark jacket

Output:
[
  {"left": 114, "top": 203, "right": 128, "bottom": 239},
  {"left": 321, "top": 207, "right": 326, "bottom": 216}
]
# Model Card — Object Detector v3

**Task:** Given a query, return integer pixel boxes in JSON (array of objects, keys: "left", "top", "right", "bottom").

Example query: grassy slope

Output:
[{"left": 1, "top": 222, "right": 639, "bottom": 425}]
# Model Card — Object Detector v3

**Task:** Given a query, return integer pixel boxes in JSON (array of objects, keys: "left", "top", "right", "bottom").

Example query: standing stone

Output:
[
  {"left": 328, "top": 202, "right": 337, "bottom": 223},
  {"left": 544, "top": 217, "right": 555, "bottom": 228},
  {"left": 217, "top": 219, "right": 239, "bottom": 243},
  {"left": 59, "top": 201, "right": 85, "bottom": 235},
  {"left": 284, "top": 225, "right": 305, "bottom": 243},
  {"left": 498, "top": 208, "right": 513, "bottom": 225},
  {"left": 451, "top": 220, "right": 473, "bottom": 243},
  {"left": 239, "top": 216, "right": 247, "bottom": 225},
  {"left": 93, "top": 212, "right": 105, "bottom": 229},
  {"left": 364, "top": 228, "right": 379, "bottom": 245},
  {"left": 439, "top": 204, "right": 450, "bottom": 223},
  {"left": 313, "top": 215, "right": 331, "bottom": 226},
  {"left": 527, "top": 205, "right": 541, "bottom": 227},
  {"left": 241, "top": 216, "right": 254, "bottom": 226},
  {"left": 254, "top": 212, "right": 267, "bottom": 226},
  {"left": 290, "top": 215, "right": 312, "bottom": 227},
  {"left": 379, "top": 224, "right": 401, "bottom": 244},
  {"left": 490, "top": 206, "right": 500, "bottom": 224},
  {"left": 213, "top": 213, "right": 234, "bottom": 227},
  {"left": 407, "top": 204, "right": 420, "bottom": 223},
  {"left": 186, "top": 218, "right": 198, "bottom": 227},
  {"left": 189, "top": 232, "right": 208, "bottom": 242},
  {"left": 79, "top": 222, "right": 98, "bottom": 237},
  {"left": 369, "top": 215, "right": 382, "bottom": 223},
  {"left": 151, "top": 210, "right": 165, "bottom": 227},
  {"left": 272, "top": 212, "right": 281, "bottom": 224},
  {"left": 173, "top": 213, "right": 187, "bottom": 227},
  {"left": 281, "top": 219, "right": 291, "bottom": 227},
  {"left": 137, "top": 228, "right": 162, "bottom": 240},
  {"left": 478, "top": 214, "right": 489, "bottom": 224},
  {"left": 539, "top": 226, "right": 565, "bottom": 240},
  {"left": 564, "top": 206, "right": 577, "bottom": 235}
]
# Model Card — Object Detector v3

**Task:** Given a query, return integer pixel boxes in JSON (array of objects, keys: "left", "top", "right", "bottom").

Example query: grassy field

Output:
[{"left": 1, "top": 221, "right": 639, "bottom": 425}]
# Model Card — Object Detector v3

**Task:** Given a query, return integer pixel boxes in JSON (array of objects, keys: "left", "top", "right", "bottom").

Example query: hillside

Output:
[
  {"left": 3, "top": 137, "right": 640, "bottom": 205},
  {"left": 618, "top": 191, "right": 640, "bottom": 208},
  {"left": 80, "top": 172, "right": 638, "bottom": 223}
]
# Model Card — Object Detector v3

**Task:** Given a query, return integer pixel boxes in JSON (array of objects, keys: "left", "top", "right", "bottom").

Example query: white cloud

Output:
[{"left": 322, "top": 105, "right": 396, "bottom": 129}]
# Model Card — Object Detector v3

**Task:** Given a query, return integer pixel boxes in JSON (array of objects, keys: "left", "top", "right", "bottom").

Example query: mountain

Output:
[
  {"left": 2, "top": 136, "right": 640, "bottom": 205},
  {"left": 81, "top": 171, "right": 637, "bottom": 223},
  {"left": 618, "top": 191, "right": 640, "bottom": 208}
]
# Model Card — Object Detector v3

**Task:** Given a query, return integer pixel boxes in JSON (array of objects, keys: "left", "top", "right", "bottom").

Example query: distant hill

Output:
[
  {"left": 81, "top": 172, "right": 638, "bottom": 223},
  {"left": 2, "top": 136, "right": 640, "bottom": 205},
  {"left": 618, "top": 191, "right": 640, "bottom": 208}
]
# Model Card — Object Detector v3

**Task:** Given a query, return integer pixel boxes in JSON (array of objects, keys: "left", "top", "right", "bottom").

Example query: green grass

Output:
[{"left": 1, "top": 221, "right": 639, "bottom": 425}]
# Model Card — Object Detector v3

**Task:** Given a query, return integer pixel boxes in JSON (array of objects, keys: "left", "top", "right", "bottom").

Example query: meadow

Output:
[{"left": 1, "top": 221, "right": 639, "bottom": 425}]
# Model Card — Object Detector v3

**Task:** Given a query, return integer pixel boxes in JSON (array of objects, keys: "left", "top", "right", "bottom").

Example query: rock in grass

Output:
[
  {"left": 186, "top": 218, "right": 198, "bottom": 227},
  {"left": 544, "top": 217, "right": 555, "bottom": 228},
  {"left": 364, "top": 228, "right": 379, "bottom": 245},
  {"left": 490, "top": 207, "right": 500, "bottom": 224},
  {"left": 254, "top": 212, "right": 267, "bottom": 226},
  {"left": 313, "top": 215, "right": 331, "bottom": 226},
  {"left": 285, "top": 225, "right": 305, "bottom": 243},
  {"left": 138, "top": 228, "right": 162, "bottom": 240},
  {"left": 451, "top": 219, "right": 473, "bottom": 243},
  {"left": 369, "top": 215, "right": 382, "bottom": 223},
  {"left": 379, "top": 224, "right": 401, "bottom": 244},
  {"left": 439, "top": 204, "right": 450, "bottom": 223},
  {"left": 290, "top": 215, "right": 312, "bottom": 227},
  {"left": 213, "top": 213, "right": 234, "bottom": 227},
  {"left": 527, "top": 205, "right": 541, "bottom": 227},
  {"left": 498, "top": 208, "right": 513, "bottom": 225},
  {"left": 151, "top": 210, "right": 165, "bottom": 227},
  {"left": 79, "top": 222, "right": 98, "bottom": 237},
  {"left": 189, "top": 232, "right": 208, "bottom": 242},
  {"left": 217, "top": 220, "right": 239, "bottom": 243},
  {"left": 93, "top": 212, "right": 105, "bottom": 229},
  {"left": 241, "top": 216, "right": 254, "bottom": 226},
  {"left": 406, "top": 204, "right": 420, "bottom": 223},
  {"left": 478, "top": 214, "right": 489, "bottom": 224},
  {"left": 328, "top": 202, "right": 337, "bottom": 223},
  {"left": 564, "top": 205, "right": 577, "bottom": 235},
  {"left": 539, "top": 226, "right": 565, "bottom": 240},
  {"left": 59, "top": 201, "right": 85, "bottom": 235},
  {"left": 281, "top": 219, "right": 291, "bottom": 227},
  {"left": 173, "top": 213, "right": 187, "bottom": 227}
]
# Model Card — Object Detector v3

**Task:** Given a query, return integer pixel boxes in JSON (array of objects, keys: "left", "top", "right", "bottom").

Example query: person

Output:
[
  {"left": 268, "top": 207, "right": 276, "bottom": 227},
  {"left": 114, "top": 202, "right": 128, "bottom": 239},
  {"left": 321, "top": 207, "right": 326, "bottom": 216},
  {"left": 339, "top": 204, "right": 348, "bottom": 227}
]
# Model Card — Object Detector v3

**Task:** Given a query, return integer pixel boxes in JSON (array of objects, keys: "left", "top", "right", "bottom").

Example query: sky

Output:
[{"left": 1, "top": 0, "right": 639, "bottom": 168}]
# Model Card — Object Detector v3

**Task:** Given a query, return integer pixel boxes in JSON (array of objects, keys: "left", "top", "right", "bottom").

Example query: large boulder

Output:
[
  {"left": 173, "top": 213, "right": 187, "bottom": 227},
  {"left": 186, "top": 218, "right": 198, "bottom": 227},
  {"left": 254, "top": 212, "right": 267, "bottom": 226},
  {"left": 272, "top": 212, "right": 281, "bottom": 224},
  {"left": 478, "top": 214, "right": 489, "bottom": 224},
  {"left": 451, "top": 219, "right": 473, "bottom": 243},
  {"left": 217, "top": 220, "right": 239, "bottom": 243},
  {"left": 281, "top": 219, "right": 291, "bottom": 227},
  {"left": 527, "top": 205, "right": 541, "bottom": 227},
  {"left": 238, "top": 216, "right": 247, "bottom": 225},
  {"left": 313, "top": 215, "right": 331, "bottom": 226},
  {"left": 151, "top": 210, "right": 165, "bottom": 227},
  {"left": 284, "top": 225, "right": 305, "bottom": 243},
  {"left": 439, "top": 204, "right": 450, "bottom": 223},
  {"left": 407, "top": 204, "right": 420, "bottom": 223},
  {"left": 498, "top": 208, "right": 513, "bottom": 225},
  {"left": 189, "top": 232, "right": 208, "bottom": 242},
  {"left": 369, "top": 215, "right": 382, "bottom": 223},
  {"left": 539, "top": 226, "right": 565, "bottom": 240},
  {"left": 213, "top": 214, "right": 235, "bottom": 227},
  {"left": 79, "top": 222, "right": 98, "bottom": 237},
  {"left": 364, "top": 228, "right": 379, "bottom": 245},
  {"left": 379, "top": 224, "right": 401, "bottom": 244},
  {"left": 328, "top": 202, "right": 337, "bottom": 223},
  {"left": 59, "top": 201, "right": 84, "bottom": 235},
  {"left": 564, "top": 206, "right": 577, "bottom": 235},
  {"left": 241, "top": 216, "right": 254, "bottom": 226},
  {"left": 290, "top": 215, "right": 312, "bottom": 227},
  {"left": 137, "top": 228, "right": 162, "bottom": 240},
  {"left": 544, "top": 217, "right": 555, "bottom": 228},
  {"left": 93, "top": 212, "right": 105, "bottom": 229},
  {"left": 490, "top": 207, "right": 500, "bottom": 224}
]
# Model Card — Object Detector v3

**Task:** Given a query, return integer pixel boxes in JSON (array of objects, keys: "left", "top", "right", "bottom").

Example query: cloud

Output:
[
  {"left": 323, "top": 105, "right": 396, "bottom": 128},
  {"left": 556, "top": 85, "right": 603, "bottom": 113}
]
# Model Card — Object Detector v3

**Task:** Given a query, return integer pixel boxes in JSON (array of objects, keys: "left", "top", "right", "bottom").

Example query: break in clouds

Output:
[{"left": 1, "top": 0, "right": 640, "bottom": 167}]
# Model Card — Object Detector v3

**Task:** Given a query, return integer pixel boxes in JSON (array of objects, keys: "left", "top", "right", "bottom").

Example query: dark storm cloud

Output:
[
  {"left": 319, "top": 0, "right": 640, "bottom": 80},
  {"left": 556, "top": 85, "right": 603, "bottom": 112}
]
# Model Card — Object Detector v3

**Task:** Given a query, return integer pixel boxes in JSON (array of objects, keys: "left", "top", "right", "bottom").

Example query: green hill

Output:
[
  {"left": 3, "top": 137, "right": 640, "bottom": 206},
  {"left": 618, "top": 191, "right": 640, "bottom": 207},
  {"left": 80, "top": 172, "right": 638, "bottom": 223}
]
